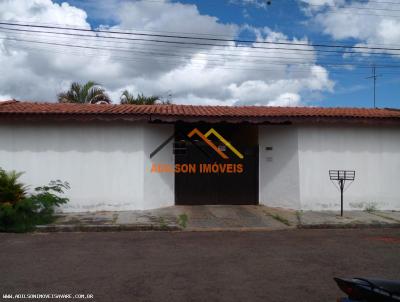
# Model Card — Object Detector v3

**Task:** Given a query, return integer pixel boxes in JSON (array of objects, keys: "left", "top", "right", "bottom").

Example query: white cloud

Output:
[
  {"left": 300, "top": 0, "right": 344, "bottom": 10},
  {"left": 0, "top": 95, "right": 11, "bottom": 101},
  {"left": 0, "top": 0, "right": 89, "bottom": 27},
  {"left": 301, "top": 0, "right": 400, "bottom": 55},
  {"left": 0, "top": 0, "right": 334, "bottom": 106},
  {"left": 268, "top": 93, "right": 301, "bottom": 107},
  {"left": 229, "top": 0, "right": 272, "bottom": 9}
]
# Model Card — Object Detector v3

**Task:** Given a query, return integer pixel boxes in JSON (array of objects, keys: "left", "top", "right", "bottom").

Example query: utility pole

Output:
[{"left": 366, "top": 65, "right": 381, "bottom": 108}]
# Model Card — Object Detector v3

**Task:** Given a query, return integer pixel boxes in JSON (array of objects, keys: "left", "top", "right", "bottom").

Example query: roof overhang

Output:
[{"left": 1, "top": 101, "right": 400, "bottom": 126}]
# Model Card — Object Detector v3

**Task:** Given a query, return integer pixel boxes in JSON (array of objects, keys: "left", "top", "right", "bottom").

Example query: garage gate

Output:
[{"left": 174, "top": 123, "right": 259, "bottom": 205}]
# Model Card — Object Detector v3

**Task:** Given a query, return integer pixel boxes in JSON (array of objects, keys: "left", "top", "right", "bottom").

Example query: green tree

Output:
[
  {"left": 58, "top": 81, "right": 111, "bottom": 104},
  {"left": 120, "top": 90, "right": 170, "bottom": 105}
]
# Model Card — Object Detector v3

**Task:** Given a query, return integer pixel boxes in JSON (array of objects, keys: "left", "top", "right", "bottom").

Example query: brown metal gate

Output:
[{"left": 174, "top": 124, "right": 258, "bottom": 205}]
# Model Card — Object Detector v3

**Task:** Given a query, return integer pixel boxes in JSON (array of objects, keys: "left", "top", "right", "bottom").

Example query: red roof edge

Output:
[
  {"left": 0, "top": 101, "right": 400, "bottom": 125},
  {"left": 0, "top": 100, "right": 18, "bottom": 106}
]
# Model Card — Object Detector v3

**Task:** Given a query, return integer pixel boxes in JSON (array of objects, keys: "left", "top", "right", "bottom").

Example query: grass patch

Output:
[
  {"left": 177, "top": 213, "right": 189, "bottom": 229},
  {"left": 159, "top": 217, "right": 167, "bottom": 229},
  {"left": 295, "top": 210, "right": 303, "bottom": 224},
  {"left": 271, "top": 213, "right": 291, "bottom": 226}
]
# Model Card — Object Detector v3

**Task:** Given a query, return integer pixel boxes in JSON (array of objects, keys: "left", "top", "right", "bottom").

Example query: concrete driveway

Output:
[
  {"left": 170, "top": 205, "right": 294, "bottom": 230},
  {"left": 50, "top": 205, "right": 295, "bottom": 231}
]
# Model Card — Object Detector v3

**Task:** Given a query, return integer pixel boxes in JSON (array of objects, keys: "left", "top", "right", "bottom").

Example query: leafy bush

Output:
[
  {"left": 25, "top": 180, "right": 70, "bottom": 225},
  {"left": 0, "top": 168, "right": 70, "bottom": 232},
  {"left": 0, "top": 168, "right": 27, "bottom": 204}
]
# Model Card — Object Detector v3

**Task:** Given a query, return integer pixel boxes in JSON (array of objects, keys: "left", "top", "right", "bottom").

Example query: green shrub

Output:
[
  {"left": 0, "top": 168, "right": 70, "bottom": 232},
  {"left": 25, "top": 180, "right": 70, "bottom": 225},
  {"left": 0, "top": 199, "right": 37, "bottom": 232},
  {"left": 0, "top": 168, "right": 27, "bottom": 204}
]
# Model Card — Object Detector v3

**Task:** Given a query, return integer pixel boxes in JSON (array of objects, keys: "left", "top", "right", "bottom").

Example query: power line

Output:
[
  {"left": 302, "top": 8, "right": 400, "bottom": 19},
  {"left": 4, "top": 19, "right": 400, "bottom": 50},
  {"left": 2, "top": 35, "right": 400, "bottom": 76},
  {"left": 3, "top": 21, "right": 400, "bottom": 53},
  {"left": 235, "top": 0, "right": 400, "bottom": 19},
  {"left": 0, "top": 27, "right": 321, "bottom": 58},
  {"left": 298, "top": 1, "right": 400, "bottom": 12},
  {"left": 80, "top": 0, "right": 400, "bottom": 8},
  {"left": 0, "top": 22, "right": 399, "bottom": 76},
  {"left": 2, "top": 25, "right": 400, "bottom": 72},
  {"left": 7, "top": 36, "right": 400, "bottom": 70},
  {"left": 5, "top": 26, "right": 400, "bottom": 67},
  {"left": 10, "top": 39, "right": 398, "bottom": 76},
  {"left": 2, "top": 40, "right": 344, "bottom": 75},
  {"left": 342, "top": 0, "right": 400, "bottom": 5},
  {"left": 2, "top": 23, "right": 400, "bottom": 61},
  {"left": 4, "top": 34, "right": 400, "bottom": 70},
  {"left": 0, "top": 19, "right": 239, "bottom": 39}
]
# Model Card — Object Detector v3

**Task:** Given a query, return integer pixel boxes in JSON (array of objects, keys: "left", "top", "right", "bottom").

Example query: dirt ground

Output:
[{"left": 1, "top": 229, "right": 400, "bottom": 302}]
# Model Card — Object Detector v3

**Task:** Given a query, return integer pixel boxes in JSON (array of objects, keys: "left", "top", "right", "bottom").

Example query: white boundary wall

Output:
[
  {"left": 258, "top": 125, "right": 301, "bottom": 209},
  {"left": 298, "top": 125, "right": 400, "bottom": 211},
  {"left": 259, "top": 124, "right": 400, "bottom": 211},
  {"left": 0, "top": 122, "right": 174, "bottom": 212},
  {"left": 1, "top": 122, "right": 399, "bottom": 211}
]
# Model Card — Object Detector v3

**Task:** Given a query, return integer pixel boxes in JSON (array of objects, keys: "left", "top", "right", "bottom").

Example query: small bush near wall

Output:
[{"left": 0, "top": 167, "right": 70, "bottom": 232}]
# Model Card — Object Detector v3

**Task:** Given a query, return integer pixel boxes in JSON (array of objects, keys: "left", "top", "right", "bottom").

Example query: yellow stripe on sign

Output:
[{"left": 205, "top": 128, "right": 244, "bottom": 159}]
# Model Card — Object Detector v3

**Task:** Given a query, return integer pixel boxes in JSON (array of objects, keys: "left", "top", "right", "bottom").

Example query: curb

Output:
[
  {"left": 298, "top": 223, "right": 400, "bottom": 229},
  {"left": 35, "top": 224, "right": 181, "bottom": 232},
  {"left": 34, "top": 223, "right": 400, "bottom": 233},
  {"left": 184, "top": 226, "right": 294, "bottom": 232}
]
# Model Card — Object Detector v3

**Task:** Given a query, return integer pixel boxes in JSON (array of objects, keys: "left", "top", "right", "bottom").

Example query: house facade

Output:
[{"left": 0, "top": 100, "right": 399, "bottom": 212}]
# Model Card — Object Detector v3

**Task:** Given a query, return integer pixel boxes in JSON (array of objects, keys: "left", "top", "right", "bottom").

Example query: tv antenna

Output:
[
  {"left": 365, "top": 65, "right": 381, "bottom": 108},
  {"left": 329, "top": 170, "right": 355, "bottom": 217}
]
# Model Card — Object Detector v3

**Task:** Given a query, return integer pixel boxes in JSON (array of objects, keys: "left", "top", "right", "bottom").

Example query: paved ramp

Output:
[
  {"left": 174, "top": 205, "right": 292, "bottom": 230},
  {"left": 51, "top": 205, "right": 294, "bottom": 231}
]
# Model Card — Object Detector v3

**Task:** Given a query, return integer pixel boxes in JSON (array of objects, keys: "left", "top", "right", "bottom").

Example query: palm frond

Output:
[
  {"left": 57, "top": 81, "right": 110, "bottom": 104},
  {"left": 120, "top": 91, "right": 160, "bottom": 105},
  {"left": 120, "top": 90, "right": 135, "bottom": 104}
]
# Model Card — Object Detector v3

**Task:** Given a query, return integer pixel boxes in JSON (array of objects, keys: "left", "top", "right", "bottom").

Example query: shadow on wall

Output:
[
  {"left": 0, "top": 122, "right": 144, "bottom": 153},
  {"left": 298, "top": 125, "right": 400, "bottom": 154},
  {"left": 142, "top": 124, "right": 175, "bottom": 209},
  {"left": 0, "top": 121, "right": 148, "bottom": 212}
]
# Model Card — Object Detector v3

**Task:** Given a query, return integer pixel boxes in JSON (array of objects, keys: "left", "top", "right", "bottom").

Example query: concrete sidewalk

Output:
[
  {"left": 36, "top": 205, "right": 400, "bottom": 232},
  {"left": 298, "top": 210, "right": 400, "bottom": 228}
]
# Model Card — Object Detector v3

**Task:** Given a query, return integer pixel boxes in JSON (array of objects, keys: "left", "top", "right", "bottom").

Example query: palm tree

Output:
[
  {"left": 120, "top": 90, "right": 169, "bottom": 105},
  {"left": 58, "top": 81, "right": 111, "bottom": 104}
]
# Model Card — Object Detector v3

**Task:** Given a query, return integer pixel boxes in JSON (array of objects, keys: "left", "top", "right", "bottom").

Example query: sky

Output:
[{"left": 0, "top": 0, "right": 399, "bottom": 108}]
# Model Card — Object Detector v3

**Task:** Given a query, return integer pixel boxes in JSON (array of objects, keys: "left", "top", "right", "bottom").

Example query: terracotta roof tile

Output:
[{"left": 0, "top": 100, "right": 400, "bottom": 124}]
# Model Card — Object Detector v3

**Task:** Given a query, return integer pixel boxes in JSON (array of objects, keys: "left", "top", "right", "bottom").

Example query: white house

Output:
[{"left": 0, "top": 100, "right": 399, "bottom": 212}]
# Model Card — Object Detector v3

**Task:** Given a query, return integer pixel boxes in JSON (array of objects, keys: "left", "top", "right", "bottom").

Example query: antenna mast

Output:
[{"left": 366, "top": 65, "right": 381, "bottom": 108}]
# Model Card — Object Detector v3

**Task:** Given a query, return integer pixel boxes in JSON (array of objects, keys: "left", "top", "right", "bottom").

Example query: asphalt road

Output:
[{"left": 1, "top": 229, "right": 400, "bottom": 302}]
